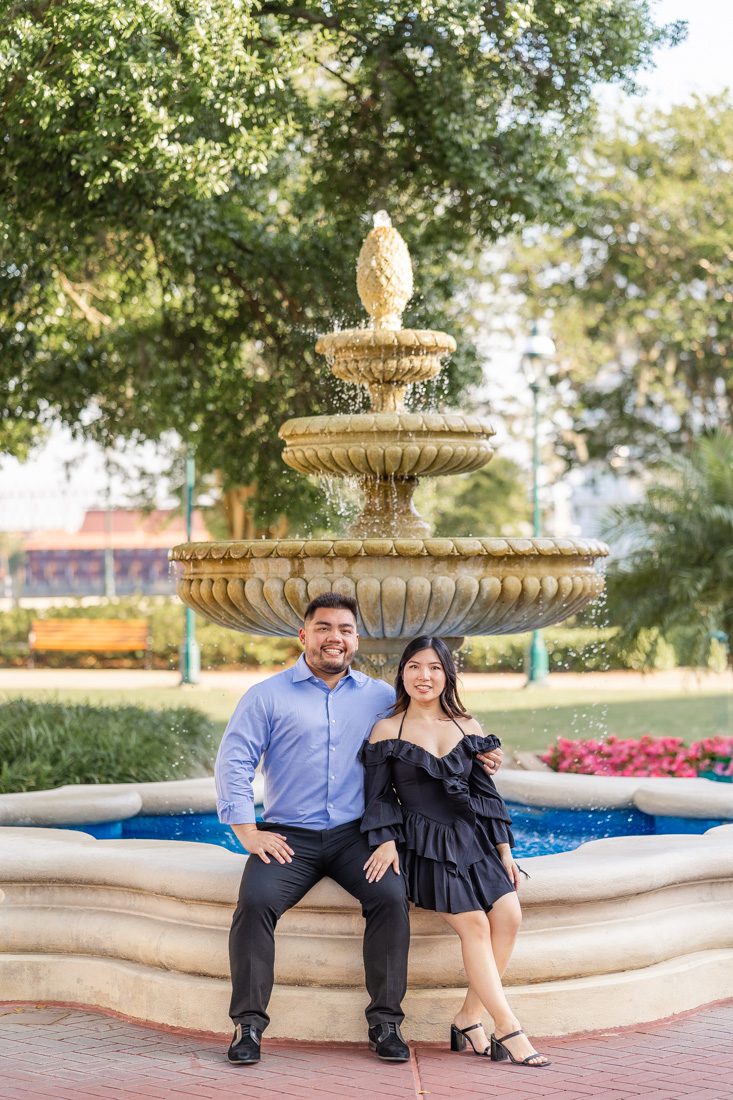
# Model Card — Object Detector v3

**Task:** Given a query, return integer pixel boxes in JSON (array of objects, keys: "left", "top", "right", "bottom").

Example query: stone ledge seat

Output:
[
  {"left": 1, "top": 821, "right": 731, "bottom": 1041},
  {"left": 495, "top": 769, "right": 733, "bottom": 818},
  {"left": 0, "top": 788, "right": 143, "bottom": 827},
  {"left": 0, "top": 775, "right": 264, "bottom": 827}
]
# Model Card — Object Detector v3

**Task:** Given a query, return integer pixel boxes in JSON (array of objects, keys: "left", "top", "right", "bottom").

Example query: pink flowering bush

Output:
[{"left": 541, "top": 735, "right": 733, "bottom": 779}]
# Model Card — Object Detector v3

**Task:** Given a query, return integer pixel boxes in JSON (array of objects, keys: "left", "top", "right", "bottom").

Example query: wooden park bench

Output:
[{"left": 28, "top": 619, "right": 153, "bottom": 669}]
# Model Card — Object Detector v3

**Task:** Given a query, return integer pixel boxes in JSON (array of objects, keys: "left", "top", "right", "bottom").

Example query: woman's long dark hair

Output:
[{"left": 391, "top": 636, "right": 471, "bottom": 720}]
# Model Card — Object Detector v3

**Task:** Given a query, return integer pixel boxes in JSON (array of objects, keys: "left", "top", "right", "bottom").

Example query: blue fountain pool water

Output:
[
  {"left": 48, "top": 800, "right": 719, "bottom": 856},
  {"left": 16, "top": 802, "right": 724, "bottom": 852},
  {"left": 503, "top": 803, "right": 654, "bottom": 857}
]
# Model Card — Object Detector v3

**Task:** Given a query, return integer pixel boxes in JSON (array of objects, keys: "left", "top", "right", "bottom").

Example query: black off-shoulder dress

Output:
[{"left": 360, "top": 714, "right": 516, "bottom": 914}]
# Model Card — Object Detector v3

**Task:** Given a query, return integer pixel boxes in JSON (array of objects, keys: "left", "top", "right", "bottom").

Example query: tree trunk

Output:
[{"left": 220, "top": 484, "right": 289, "bottom": 540}]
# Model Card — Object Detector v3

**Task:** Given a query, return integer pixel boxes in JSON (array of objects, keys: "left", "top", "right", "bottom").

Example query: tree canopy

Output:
[
  {"left": 427, "top": 457, "right": 531, "bottom": 537},
  {"left": 605, "top": 431, "right": 733, "bottom": 663},
  {"left": 0, "top": 1, "right": 681, "bottom": 531},
  {"left": 508, "top": 96, "right": 732, "bottom": 472}
]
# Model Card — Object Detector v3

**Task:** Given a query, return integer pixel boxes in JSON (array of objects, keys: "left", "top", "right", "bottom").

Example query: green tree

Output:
[
  {"left": 428, "top": 457, "right": 531, "bottom": 536},
  {"left": 0, "top": 1, "right": 682, "bottom": 531},
  {"left": 508, "top": 96, "right": 733, "bottom": 471},
  {"left": 604, "top": 432, "right": 733, "bottom": 665}
]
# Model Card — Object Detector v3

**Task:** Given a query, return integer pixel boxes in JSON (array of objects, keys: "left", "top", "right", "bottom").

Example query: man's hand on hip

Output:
[
  {"left": 233, "top": 824, "right": 294, "bottom": 864},
  {"left": 476, "top": 746, "right": 503, "bottom": 777}
]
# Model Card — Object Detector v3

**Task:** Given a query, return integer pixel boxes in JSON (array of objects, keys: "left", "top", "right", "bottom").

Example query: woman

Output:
[{"left": 360, "top": 636, "right": 549, "bottom": 1068}]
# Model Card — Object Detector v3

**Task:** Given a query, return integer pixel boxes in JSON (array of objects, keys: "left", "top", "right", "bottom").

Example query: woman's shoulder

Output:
[
  {"left": 452, "top": 714, "right": 502, "bottom": 750},
  {"left": 368, "top": 714, "right": 401, "bottom": 743},
  {"left": 452, "top": 714, "right": 483, "bottom": 736}
]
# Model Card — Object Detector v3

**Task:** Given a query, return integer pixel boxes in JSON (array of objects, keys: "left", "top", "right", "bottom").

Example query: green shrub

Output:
[
  {"left": 461, "top": 625, "right": 726, "bottom": 673},
  {"left": 0, "top": 598, "right": 725, "bottom": 671},
  {"left": 623, "top": 627, "right": 677, "bottom": 672},
  {"left": 0, "top": 598, "right": 299, "bottom": 669},
  {"left": 0, "top": 698, "right": 219, "bottom": 793},
  {"left": 461, "top": 628, "right": 620, "bottom": 673}
]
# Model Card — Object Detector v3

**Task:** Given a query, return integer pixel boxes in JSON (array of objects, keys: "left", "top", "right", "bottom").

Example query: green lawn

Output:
[
  {"left": 471, "top": 690, "right": 731, "bottom": 755},
  {"left": 0, "top": 683, "right": 728, "bottom": 759}
]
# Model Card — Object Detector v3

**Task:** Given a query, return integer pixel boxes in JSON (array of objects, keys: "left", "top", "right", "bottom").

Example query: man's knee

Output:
[
  {"left": 236, "top": 866, "right": 288, "bottom": 924},
  {"left": 362, "top": 872, "right": 409, "bottom": 919}
]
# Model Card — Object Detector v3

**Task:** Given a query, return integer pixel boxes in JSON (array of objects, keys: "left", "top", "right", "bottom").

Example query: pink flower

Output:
[{"left": 543, "top": 731, "right": 732, "bottom": 778}]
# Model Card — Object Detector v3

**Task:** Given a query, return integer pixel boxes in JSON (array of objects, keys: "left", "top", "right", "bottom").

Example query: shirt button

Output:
[{"left": 330, "top": 746, "right": 335, "bottom": 752}]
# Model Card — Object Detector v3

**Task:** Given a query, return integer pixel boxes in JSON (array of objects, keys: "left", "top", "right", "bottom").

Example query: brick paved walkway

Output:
[{"left": 1, "top": 1001, "right": 731, "bottom": 1100}]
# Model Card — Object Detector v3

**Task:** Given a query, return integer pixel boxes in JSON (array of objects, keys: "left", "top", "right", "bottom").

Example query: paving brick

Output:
[{"left": 2, "top": 1001, "right": 733, "bottom": 1099}]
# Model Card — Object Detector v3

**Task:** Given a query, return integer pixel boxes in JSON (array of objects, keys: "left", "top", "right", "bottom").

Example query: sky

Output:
[
  {"left": 637, "top": 0, "right": 731, "bottom": 102},
  {"left": 1, "top": 0, "right": 731, "bottom": 534}
]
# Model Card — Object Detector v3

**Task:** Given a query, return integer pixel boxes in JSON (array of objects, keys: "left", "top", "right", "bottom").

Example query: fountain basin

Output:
[
  {"left": 170, "top": 537, "right": 608, "bottom": 657},
  {"left": 315, "top": 328, "right": 456, "bottom": 389},
  {"left": 280, "top": 411, "right": 494, "bottom": 478}
]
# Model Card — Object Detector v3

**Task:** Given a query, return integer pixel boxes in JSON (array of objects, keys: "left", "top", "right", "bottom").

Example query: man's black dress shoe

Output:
[
  {"left": 368, "top": 1022, "right": 410, "bottom": 1062},
  {"left": 227, "top": 1023, "right": 261, "bottom": 1065}
]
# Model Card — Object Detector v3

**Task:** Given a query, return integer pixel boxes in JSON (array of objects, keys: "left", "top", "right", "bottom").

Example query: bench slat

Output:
[{"left": 30, "top": 619, "right": 150, "bottom": 653}]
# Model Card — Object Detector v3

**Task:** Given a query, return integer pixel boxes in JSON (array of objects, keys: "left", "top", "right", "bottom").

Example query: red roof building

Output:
[{"left": 23, "top": 509, "right": 213, "bottom": 597}]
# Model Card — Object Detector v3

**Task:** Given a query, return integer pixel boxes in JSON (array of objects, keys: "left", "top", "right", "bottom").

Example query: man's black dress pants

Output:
[{"left": 229, "top": 820, "right": 410, "bottom": 1031}]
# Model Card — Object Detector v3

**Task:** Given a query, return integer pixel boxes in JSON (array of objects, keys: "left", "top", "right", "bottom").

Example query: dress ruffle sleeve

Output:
[
  {"left": 466, "top": 734, "right": 515, "bottom": 848},
  {"left": 359, "top": 740, "right": 404, "bottom": 849}
]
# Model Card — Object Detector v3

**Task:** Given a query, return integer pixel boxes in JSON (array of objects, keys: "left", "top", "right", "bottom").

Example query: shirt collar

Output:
[{"left": 292, "top": 652, "right": 367, "bottom": 687}]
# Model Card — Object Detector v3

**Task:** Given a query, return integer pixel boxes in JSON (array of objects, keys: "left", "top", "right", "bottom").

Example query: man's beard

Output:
[{"left": 315, "top": 647, "right": 349, "bottom": 669}]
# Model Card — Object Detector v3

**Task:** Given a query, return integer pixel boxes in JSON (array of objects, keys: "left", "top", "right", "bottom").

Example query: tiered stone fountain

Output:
[{"left": 170, "top": 213, "right": 608, "bottom": 673}]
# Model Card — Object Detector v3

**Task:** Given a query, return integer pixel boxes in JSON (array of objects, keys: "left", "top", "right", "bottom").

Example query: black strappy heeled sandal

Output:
[
  {"left": 449, "top": 1022, "right": 490, "bottom": 1056},
  {"left": 490, "top": 1028, "right": 551, "bottom": 1067}
]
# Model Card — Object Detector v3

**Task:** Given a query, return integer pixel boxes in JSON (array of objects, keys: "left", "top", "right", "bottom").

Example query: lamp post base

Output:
[
  {"left": 180, "top": 608, "right": 201, "bottom": 685},
  {"left": 526, "top": 630, "right": 549, "bottom": 686},
  {"left": 180, "top": 640, "right": 201, "bottom": 686}
]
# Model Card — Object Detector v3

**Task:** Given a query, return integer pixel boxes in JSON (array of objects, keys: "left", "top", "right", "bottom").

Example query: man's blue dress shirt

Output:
[{"left": 215, "top": 654, "right": 396, "bottom": 828}]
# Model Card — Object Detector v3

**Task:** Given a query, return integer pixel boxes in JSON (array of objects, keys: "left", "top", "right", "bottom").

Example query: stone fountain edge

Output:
[{"left": 0, "top": 820, "right": 731, "bottom": 1040}]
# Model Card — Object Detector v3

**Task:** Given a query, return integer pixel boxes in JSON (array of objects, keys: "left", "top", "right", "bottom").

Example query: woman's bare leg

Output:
[
  {"left": 488, "top": 891, "right": 522, "bottom": 977},
  {"left": 453, "top": 891, "right": 522, "bottom": 1043},
  {"left": 445, "top": 909, "right": 547, "bottom": 1064}
]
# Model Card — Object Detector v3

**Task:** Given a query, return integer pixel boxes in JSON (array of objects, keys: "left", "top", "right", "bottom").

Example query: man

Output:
[{"left": 215, "top": 592, "right": 503, "bottom": 1065}]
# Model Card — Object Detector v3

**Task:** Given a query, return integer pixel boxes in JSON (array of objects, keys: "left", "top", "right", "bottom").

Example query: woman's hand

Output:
[
  {"left": 497, "top": 843, "right": 521, "bottom": 889},
  {"left": 476, "top": 745, "right": 503, "bottom": 777},
  {"left": 234, "top": 825, "right": 294, "bottom": 865},
  {"left": 363, "top": 840, "right": 400, "bottom": 883}
]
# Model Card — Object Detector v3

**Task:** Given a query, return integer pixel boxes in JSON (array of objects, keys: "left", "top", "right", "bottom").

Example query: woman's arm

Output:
[
  {"left": 468, "top": 733, "right": 515, "bottom": 849},
  {"left": 360, "top": 744, "right": 403, "bottom": 847},
  {"left": 496, "top": 843, "right": 522, "bottom": 889},
  {"left": 360, "top": 740, "right": 402, "bottom": 881}
]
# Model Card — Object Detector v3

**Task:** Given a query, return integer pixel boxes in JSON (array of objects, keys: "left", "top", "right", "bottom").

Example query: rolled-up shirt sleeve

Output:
[{"left": 215, "top": 689, "right": 271, "bottom": 824}]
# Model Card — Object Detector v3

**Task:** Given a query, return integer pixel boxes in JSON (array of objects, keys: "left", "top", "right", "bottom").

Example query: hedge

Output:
[
  {"left": 0, "top": 599, "right": 299, "bottom": 669},
  {"left": 0, "top": 698, "right": 219, "bottom": 793},
  {"left": 0, "top": 599, "right": 726, "bottom": 672}
]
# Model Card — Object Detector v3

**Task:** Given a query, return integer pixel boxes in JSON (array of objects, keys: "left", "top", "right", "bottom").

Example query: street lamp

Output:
[
  {"left": 520, "top": 322, "right": 556, "bottom": 687},
  {"left": 180, "top": 447, "right": 201, "bottom": 685}
]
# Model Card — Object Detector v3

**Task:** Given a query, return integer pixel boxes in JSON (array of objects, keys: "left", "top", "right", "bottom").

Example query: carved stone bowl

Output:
[
  {"left": 170, "top": 537, "right": 608, "bottom": 648},
  {"left": 279, "top": 412, "right": 495, "bottom": 479},
  {"left": 315, "top": 328, "right": 456, "bottom": 388}
]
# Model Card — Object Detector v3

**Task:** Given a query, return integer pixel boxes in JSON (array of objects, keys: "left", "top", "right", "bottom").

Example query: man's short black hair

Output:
[{"left": 303, "top": 592, "right": 358, "bottom": 623}]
